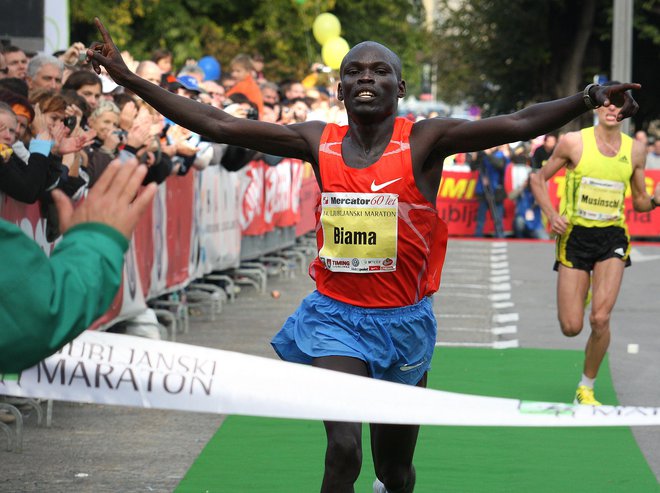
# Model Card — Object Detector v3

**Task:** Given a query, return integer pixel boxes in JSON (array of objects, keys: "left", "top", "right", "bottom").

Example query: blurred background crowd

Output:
[{"left": 0, "top": 26, "right": 658, "bottom": 241}]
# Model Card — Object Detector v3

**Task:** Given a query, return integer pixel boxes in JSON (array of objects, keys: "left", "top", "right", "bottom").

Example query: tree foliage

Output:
[
  {"left": 71, "top": 0, "right": 428, "bottom": 91},
  {"left": 432, "top": 0, "right": 659, "bottom": 129},
  {"left": 70, "top": 0, "right": 659, "bottom": 129}
]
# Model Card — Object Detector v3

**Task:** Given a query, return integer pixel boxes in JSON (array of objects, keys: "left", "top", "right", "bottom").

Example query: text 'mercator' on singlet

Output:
[{"left": 310, "top": 117, "right": 448, "bottom": 308}]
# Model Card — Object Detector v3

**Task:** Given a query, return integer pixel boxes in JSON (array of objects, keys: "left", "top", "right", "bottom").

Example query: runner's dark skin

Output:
[{"left": 88, "top": 17, "right": 640, "bottom": 493}]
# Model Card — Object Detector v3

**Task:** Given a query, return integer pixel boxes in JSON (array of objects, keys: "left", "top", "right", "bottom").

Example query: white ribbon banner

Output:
[{"left": 2, "top": 331, "right": 659, "bottom": 427}]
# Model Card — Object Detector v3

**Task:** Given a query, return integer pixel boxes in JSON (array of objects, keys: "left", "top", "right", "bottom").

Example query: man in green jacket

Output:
[{"left": 0, "top": 158, "right": 157, "bottom": 373}]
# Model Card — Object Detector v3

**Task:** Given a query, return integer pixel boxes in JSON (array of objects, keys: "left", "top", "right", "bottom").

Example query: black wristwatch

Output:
[{"left": 583, "top": 83, "right": 601, "bottom": 110}]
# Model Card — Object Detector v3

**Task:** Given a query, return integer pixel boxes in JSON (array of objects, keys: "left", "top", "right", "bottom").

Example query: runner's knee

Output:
[
  {"left": 325, "top": 432, "right": 362, "bottom": 479},
  {"left": 589, "top": 310, "right": 611, "bottom": 333},
  {"left": 559, "top": 317, "right": 583, "bottom": 337}
]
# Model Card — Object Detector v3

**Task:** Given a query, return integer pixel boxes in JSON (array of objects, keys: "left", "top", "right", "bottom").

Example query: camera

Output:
[
  {"left": 113, "top": 129, "right": 128, "bottom": 141},
  {"left": 246, "top": 107, "right": 259, "bottom": 120},
  {"left": 63, "top": 116, "right": 77, "bottom": 132},
  {"left": 315, "top": 65, "right": 332, "bottom": 74}
]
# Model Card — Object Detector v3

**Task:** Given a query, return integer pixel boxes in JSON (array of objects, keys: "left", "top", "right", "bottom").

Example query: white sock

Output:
[{"left": 579, "top": 374, "right": 596, "bottom": 388}]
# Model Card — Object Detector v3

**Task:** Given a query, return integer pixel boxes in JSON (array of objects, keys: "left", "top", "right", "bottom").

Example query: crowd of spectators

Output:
[
  {"left": 1, "top": 38, "right": 659, "bottom": 243},
  {"left": 0, "top": 40, "right": 349, "bottom": 242}
]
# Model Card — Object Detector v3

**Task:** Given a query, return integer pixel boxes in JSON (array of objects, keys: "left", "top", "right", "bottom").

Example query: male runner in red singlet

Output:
[{"left": 88, "top": 18, "right": 640, "bottom": 493}]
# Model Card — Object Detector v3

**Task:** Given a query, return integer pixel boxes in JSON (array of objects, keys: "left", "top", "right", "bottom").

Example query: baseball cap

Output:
[{"left": 174, "top": 75, "right": 202, "bottom": 93}]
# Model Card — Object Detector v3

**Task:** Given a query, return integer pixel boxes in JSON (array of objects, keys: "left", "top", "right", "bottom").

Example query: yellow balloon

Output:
[
  {"left": 312, "top": 13, "right": 341, "bottom": 46},
  {"left": 322, "top": 37, "right": 350, "bottom": 70}
]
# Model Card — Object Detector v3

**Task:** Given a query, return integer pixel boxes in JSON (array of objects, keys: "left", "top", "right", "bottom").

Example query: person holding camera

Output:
[
  {"left": 0, "top": 97, "right": 88, "bottom": 205},
  {"left": 471, "top": 145, "right": 509, "bottom": 237},
  {"left": 83, "top": 99, "right": 123, "bottom": 185},
  {"left": 84, "top": 97, "right": 164, "bottom": 186},
  {"left": 62, "top": 70, "right": 103, "bottom": 112}
]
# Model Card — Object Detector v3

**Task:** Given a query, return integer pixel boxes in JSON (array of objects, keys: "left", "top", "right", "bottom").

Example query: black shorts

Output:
[{"left": 554, "top": 224, "right": 631, "bottom": 272}]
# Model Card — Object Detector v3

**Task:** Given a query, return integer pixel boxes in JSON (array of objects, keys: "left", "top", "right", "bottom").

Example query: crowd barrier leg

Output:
[
  {"left": 151, "top": 309, "right": 178, "bottom": 342},
  {"left": 203, "top": 274, "right": 237, "bottom": 303},
  {"left": 45, "top": 400, "right": 53, "bottom": 428},
  {"left": 0, "top": 403, "right": 23, "bottom": 453},
  {"left": 149, "top": 296, "right": 189, "bottom": 335},
  {"left": 232, "top": 263, "right": 268, "bottom": 293},
  {"left": 186, "top": 283, "right": 226, "bottom": 320},
  {"left": 1, "top": 397, "right": 43, "bottom": 426},
  {"left": 259, "top": 256, "right": 293, "bottom": 278},
  {"left": 279, "top": 249, "right": 308, "bottom": 276}
]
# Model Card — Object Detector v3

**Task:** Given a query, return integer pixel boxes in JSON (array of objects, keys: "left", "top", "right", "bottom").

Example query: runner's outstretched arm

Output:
[
  {"left": 87, "top": 18, "right": 322, "bottom": 162},
  {"left": 414, "top": 83, "right": 641, "bottom": 158}
]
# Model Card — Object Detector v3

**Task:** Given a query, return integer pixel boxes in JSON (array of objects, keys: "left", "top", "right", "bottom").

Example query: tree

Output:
[
  {"left": 70, "top": 0, "right": 429, "bottom": 92},
  {"left": 432, "top": 0, "right": 659, "bottom": 131}
]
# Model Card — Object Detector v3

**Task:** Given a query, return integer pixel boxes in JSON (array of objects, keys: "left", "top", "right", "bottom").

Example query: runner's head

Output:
[
  {"left": 596, "top": 80, "right": 623, "bottom": 128},
  {"left": 338, "top": 41, "right": 405, "bottom": 121}
]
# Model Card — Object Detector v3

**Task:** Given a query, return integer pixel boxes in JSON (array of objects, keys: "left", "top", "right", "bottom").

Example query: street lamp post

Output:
[{"left": 611, "top": 0, "right": 634, "bottom": 135}]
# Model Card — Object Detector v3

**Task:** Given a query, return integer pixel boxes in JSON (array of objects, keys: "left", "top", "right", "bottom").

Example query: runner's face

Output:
[
  {"left": 596, "top": 104, "right": 622, "bottom": 128},
  {"left": 338, "top": 44, "right": 404, "bottom": 119}
]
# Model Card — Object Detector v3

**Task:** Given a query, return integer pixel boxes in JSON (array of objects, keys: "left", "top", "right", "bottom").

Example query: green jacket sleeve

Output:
[{"left": 0, "top": 219, "right": 128, "bottom": 373}]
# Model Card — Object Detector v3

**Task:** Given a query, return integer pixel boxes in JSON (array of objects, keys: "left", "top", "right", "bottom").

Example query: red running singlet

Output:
[{"left": 310, "top": 117, "right": 448, "bottom": 308}]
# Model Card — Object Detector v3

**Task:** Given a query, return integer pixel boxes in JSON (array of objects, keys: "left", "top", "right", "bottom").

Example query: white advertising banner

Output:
[
  {"left": 2, "top": 331, "right": 659, "bottom": 428},
  {"left": 111, "top": 241, "right": 148, "bottom": 326},
  {"left": 215, "top": 167, "right": 241, "bottom": 270},
  {"left": 150, "top": 185, "right": 169, "bottom": 295},
  {"left": 193, "top": 166, "right": 242, "bottom": 275}
]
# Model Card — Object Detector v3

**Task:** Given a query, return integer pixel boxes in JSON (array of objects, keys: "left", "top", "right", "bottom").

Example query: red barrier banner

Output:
[
  {"left": 239, "top": 160, "right": 266, "bottom": 235},
  {"left": 289, "top": 159, "right": 305, "bottom": 226},
  {"left": 270, "top": 158, "right": 303, "bottom": 228},
  {"left": 0, "top": 194, "right": 54, "bottom": 255},
  {"left": 436, "top": 168, "right": 660, "bottom": 238},
  {"left": 166, "top": 172, "right": 194, "bottom": 288},
  {"left": 435, "top": 170, "right": 514, "bottom": 236},
  {"left": 264, "top": 161, "right": 287, "bottom": 231},
  {"left": 132, "top": 192, "right": 154, "bottom": 298},
  {"left": 295, "top": 164, "right": 320, "bottom": 237}
]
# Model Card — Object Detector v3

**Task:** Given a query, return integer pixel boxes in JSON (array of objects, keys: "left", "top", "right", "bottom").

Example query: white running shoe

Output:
[{"left": 373, "top": 478, "right": 387, "bottom": 493}]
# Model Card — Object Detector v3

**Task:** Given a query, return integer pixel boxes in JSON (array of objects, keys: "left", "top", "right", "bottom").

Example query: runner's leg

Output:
[
  {"left": 313, "top": 356, "right": 369, "bottom": 493},
  {"left": 584, "top": 258, "right": 625, "bottom": 378},
  {"left": 556, "top": 265, "right": 591, "bottom": 337},
  {"left": 370, "top": 373, "right": 427, "bottom": 493}
]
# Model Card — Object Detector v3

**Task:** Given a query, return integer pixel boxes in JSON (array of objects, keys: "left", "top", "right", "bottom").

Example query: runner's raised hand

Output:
[
  {"left": 86, "top": 18, "right": 131, "bottom": 84},
  {"left": 591, "top": 83, "right": 641, "bottom": 121}
]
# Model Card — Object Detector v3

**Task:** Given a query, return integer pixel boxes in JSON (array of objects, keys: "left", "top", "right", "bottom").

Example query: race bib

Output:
[
  {"left": 319, "top": 192, "right": 398, "bottom": 273},
  {"left": 576, "top": 177, "right": 625, "bottom": 221}
]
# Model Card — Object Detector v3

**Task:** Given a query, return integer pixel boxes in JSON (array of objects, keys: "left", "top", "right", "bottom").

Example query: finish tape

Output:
[{"left": 2, "top": 331, "right": 659, "bottom": 427}]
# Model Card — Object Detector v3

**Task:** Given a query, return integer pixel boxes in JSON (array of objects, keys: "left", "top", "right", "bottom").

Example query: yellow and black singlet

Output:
[{"left": 561, "top": 127, "right": 633, "bottom": 228}]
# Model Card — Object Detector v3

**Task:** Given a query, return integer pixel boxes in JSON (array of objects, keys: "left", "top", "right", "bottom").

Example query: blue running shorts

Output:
[{"left": 271, "top": 290, "right": 437, "bottom": 385}]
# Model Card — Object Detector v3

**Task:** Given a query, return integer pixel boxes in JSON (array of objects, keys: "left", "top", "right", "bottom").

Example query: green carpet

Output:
[{"left": 176, "top": 348, "right": 659, "bottom": 492}]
